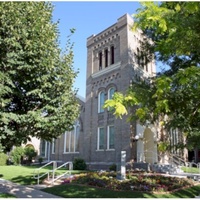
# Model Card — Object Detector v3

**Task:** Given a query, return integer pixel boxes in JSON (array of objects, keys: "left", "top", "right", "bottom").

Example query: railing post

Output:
[
  {"left": 37, "top": 172, "right": 39, "bottom": 185},
  {"left": 69, "top": 162, "right": 73, "bottom": 171},
  {"left": 199, "top": 163, "right": 200, "bottom": 174}
]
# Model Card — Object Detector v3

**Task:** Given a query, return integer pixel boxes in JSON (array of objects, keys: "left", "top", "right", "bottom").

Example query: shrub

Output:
[
  {"left": 38, "top": 157, "right": 43, "bottom": 165},
  {"left": 0, "top": 153, "right": 8, "bottom": 166},
  {"left": 109, "top": 163, "right": 117, "bottom": 171},
  {"left": 11, "top": 146, "right": 24, "bottom": 165},
  {"left": 24, "top": 146, "right": 37, "bottom": 163},
  {"left": 73, "top": 158, "right": 87, "bottom": 170}
]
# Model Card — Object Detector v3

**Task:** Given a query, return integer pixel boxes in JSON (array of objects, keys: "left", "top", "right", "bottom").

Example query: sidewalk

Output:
[{"left": 0, "top": 179, "right": 62, "bottom": 198}]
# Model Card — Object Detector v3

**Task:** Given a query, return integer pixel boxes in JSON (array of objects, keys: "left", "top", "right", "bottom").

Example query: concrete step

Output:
[{"left": 150, "top": 164, "right": 183, "bottom": 174}]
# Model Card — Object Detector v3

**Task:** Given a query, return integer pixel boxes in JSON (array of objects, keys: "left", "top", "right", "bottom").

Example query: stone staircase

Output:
[
  {"left": 132, "top": 162, "right": 183, "bottom": 174},
  {"left": 150, "top": 163, "right": 184, "bottom": 174}
]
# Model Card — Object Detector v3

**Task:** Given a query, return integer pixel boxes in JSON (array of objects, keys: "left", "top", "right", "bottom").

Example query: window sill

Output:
[
  {"left": 92, "top": 62, "right": 121, "bottom": 78},
  {"left": 63, "top": 152, "right": 80, "bottom": 154},
  {"left": 106, "top": 149, "right": 115, "bottom": 151},
  {"left": 96, "top": 149, "right": 104, "bottom": 152}
]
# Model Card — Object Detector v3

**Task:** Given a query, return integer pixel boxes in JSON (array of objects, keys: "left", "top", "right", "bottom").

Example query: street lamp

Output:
[{"left": 132, "top": 135, "right": 139, "bottom": 142}]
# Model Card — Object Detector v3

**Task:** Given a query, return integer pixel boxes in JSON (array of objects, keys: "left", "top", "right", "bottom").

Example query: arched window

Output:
[
  {"left": 107, "top": 87, "right": 115, "bottom": 111},
  {"left": 98, "top": 91, "right": 105, "bottom": 113},
  {"left": 108, "top": 87, "right": 115, "bottom": 100}
]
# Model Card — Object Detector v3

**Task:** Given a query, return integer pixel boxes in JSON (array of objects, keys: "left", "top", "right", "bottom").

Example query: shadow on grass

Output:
[
  {"left": 43, "top": 184, "right": 200, "bottom": 198},
  {"left": 11, "top": 175, "right": 40, "bottom": 185}
]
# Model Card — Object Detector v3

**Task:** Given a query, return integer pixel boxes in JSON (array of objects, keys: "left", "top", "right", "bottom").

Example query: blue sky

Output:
[{"left": 52, "top": 1, "right": 142, "bottom": 97}]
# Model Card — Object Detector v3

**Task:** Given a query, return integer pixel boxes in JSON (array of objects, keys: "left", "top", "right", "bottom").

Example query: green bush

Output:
[
  {"left": 24, "top": 146, "right": 37, "bottom": 162},
  {"left": 109, "top": 163, "right": 117, "bottom": 171},
  {"left": 11, "top": 146, "right": 24, "bottom": 165},
  {"left": 73, "top": 158, "right": 87, "bottom": 170},
  {"left": 38, "top": 157, "right": 43, "bottom": 165},
  {"left": 0, "top": 153, "right": 8, "bottom": 166}
]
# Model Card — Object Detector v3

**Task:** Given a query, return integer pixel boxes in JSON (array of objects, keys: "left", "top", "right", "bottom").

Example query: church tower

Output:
[{"left": 83, "top": 14, "right": 156, "bottom": 170}]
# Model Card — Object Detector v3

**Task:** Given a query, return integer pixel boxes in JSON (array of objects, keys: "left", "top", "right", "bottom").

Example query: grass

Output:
[
  {"left": 0, "top": 165, "right": 84, "bottom": 185},
  {"left": 181, "top": 166, "right": 200, "bottom": 174},
  {"left": 42, "top": 183, "right": 200, "bottom": 198},
  {"left": 0, "top": 193, "right": 16, "bottom": 198}
]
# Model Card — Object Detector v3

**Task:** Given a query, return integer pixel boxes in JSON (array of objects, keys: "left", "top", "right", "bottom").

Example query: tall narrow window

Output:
[
  {"left": 52, "top": 139, "right": 56, "bottom": 154},
  {"left": 64, "top": 121, "right": 80, "bottom": 153},
  {"left": 70, "top": 129, "right": 75, "bottom": 152},
  {"left": 108, "top": 87, "right": 115, "bottom": 111},
  {"left": 107, "top": 126, "right": 115, "bottom": 149},
  {"left": 105, "top": 49, "right": 108, "bottom": 67},
  {"left": 41, "top": 140, "right": 47, "bottom": 157},
  {"left": 98, "top": 127, "right": 104, "bottom": 150},
  {"left": 75, "top": 124, "right": 80, "bottom": 152},
  {"left": 98, "top": 91, "right": 105, "bottom": 113},
  {"left": 64, "top": 131, "right": 70, "bottom": 152},
  {"left": 99, "top": 51, "right": 102, "bottom": 70},
  {"left": 110, "top": 46, "right": 114, "bottom": 65},
  {"left": 108, "top": 87, "right": 115, "bottom": 100}
]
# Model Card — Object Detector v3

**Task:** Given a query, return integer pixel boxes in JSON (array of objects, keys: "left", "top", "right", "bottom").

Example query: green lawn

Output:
[
  {"left": 0, "top": 193, "right": 16, "bottom": 198},
  {"left": 182, "top": 166, "right": 200, "bottom": 174},
  {"left": 0, "top": 165, "right": 83, "bottom": 185},
  {"left": 42, "top": 183, "right": 200, "bottom": 198}
]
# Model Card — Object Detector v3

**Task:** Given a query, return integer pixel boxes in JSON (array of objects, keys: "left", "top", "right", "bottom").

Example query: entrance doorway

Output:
[{"left": 143, "top": 128, "right": 157, "bottom": 163}]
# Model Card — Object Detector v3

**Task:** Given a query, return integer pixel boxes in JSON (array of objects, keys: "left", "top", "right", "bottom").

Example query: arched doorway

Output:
[
  {"left": 24, "top": 144, "right": 37, "bottom": 163},
  {"left": 25, "top": 144, "right": 35, "bottom": 149},
  {"left": 143, "top": 128, "right": 157, "bottom": 163}
]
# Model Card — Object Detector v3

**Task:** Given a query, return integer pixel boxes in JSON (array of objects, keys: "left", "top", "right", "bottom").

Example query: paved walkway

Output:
[{"left": 0, "top": 179, "right": 62, "bottom": 198}]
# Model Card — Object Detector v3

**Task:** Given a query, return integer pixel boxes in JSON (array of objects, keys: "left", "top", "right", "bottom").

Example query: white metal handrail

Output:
[
  {"left": 33, "top": 161, "right": 56, "bottom": 185},
  {"left": 186, "top": 162, "right": 200, "bottom": 174},
  {"left": 51, "top": 161, "right": 73, "bottom": 185},
  {"left": 169, "top": 153, "right": 188, "bottom": 167}
]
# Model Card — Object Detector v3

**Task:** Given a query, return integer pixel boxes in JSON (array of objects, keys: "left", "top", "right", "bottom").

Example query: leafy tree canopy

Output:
[
  {"left": 104, "top": 2, "right": 200, "bottom": 148},
  {"left": 0, "top": 2, "right": 79, "bottom": 151}
]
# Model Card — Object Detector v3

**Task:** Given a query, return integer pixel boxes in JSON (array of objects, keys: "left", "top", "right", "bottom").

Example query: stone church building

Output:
[{"left": 26, "top": 14, "right": 183, "bottom": 170}]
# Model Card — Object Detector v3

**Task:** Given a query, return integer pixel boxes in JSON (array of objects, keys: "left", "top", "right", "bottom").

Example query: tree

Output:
[
  {"left": 0, "top": 2, "right": 79, "bottom": 151},
  {"left": 104, "top": 2, "right": 200, "bottom": 151},
  {"left": 24, "top": 146, "right": 37, "bottom": 163},
  {"left": 10, "top": 146, "right": 25, "bottom": 165}
]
